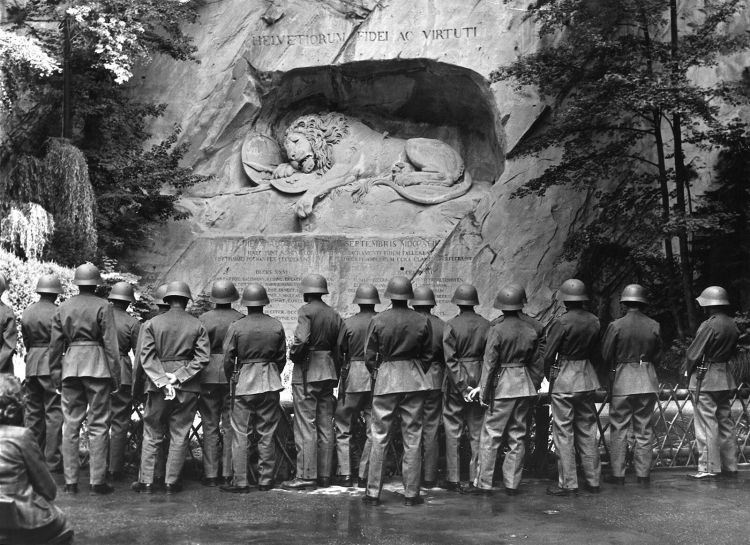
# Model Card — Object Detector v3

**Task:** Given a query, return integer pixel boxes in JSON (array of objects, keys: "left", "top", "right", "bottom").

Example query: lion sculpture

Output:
[{"left": 268, "top": 112, "right": 473, "bottom": 218}]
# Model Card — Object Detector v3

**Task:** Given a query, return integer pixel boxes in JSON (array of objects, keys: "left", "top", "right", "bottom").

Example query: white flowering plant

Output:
[{"left": 0, "top": 29, "right": 60, "bottom": 109}]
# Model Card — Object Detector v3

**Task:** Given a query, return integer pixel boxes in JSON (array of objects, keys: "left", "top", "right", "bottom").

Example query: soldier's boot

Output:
[{"left": 281, "top": 477, "right": 318, "bottom": 491}]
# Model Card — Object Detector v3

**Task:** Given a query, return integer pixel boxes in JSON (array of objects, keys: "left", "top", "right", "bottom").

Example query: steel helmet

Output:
[
  {"left": 384, "top": 276, "right": 414, "bottom": 301},
  {"left": 410, "top": 286, "right": 436, "bottom": 307},
  {"left": 451, "top": 283, "right": 479, "bottom": 306},
  {"left": 494, "top": 284, "right": 525, "bottom": 311},
  {"left": 164, "top": 280, "right": 192, "bottom": 301},
  {"left": 352, "top": 284, "right": 380, "bottom": 305},
  {"left": 696, "top": 286, "right": 730, "bottom": 307},
  {"left": 108, "top": 281, "right": 135, "bottom": 303},
  {"left": 73, "top": 263, "right": 102, "bottom": 286},
  {"left": 241, "top": 283, "right": 270, "bottom": 307},
  {"left": 558, "top": 279, "right": 589, "bottom": 302},
  {"left": 507, "top": 282, "right": 528, "bottom": 304},
  {"left": 210, "top": 279, "right": 239, "bottom": 304},
  {"left": 153, "top": 283, "right": 169, "bottom": 307},
  {"left": 620, "top": 284, "right": 648, "bottom": 305},
  {"left": 300, "top": 274, "right": 329, "bottom": 295},
  {"left": 0, "top": 274, "right": 7, "bottom": 293},
  {"left": 36, "top": 274, "right": 63, "bottom": 295}
]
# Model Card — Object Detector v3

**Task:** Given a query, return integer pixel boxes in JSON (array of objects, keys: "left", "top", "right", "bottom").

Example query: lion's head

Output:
[{"left": 283, "top": 113, "right": 350, "bottom": 175}]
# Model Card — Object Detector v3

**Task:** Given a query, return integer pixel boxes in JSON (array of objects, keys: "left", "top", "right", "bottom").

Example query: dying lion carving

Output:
[{"left": 269, "top": 112, "right": 473, "bottom": 218}]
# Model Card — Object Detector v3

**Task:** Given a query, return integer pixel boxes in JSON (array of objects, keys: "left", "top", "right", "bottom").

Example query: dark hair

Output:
[{"left": 0, "top": 375, "right": 25, "bottom": 426}]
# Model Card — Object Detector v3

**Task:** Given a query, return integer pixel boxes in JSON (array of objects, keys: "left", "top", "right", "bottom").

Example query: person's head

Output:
[
  {"left": 301, "top": 273, "right": 328, "bottom": 303},
  {"left": 696, "top": 286, "right": 730, "bottom": 315},
  {"left": 452, "top": 283, "right": 479, "bottom": 312},
  {"left": 410, "top": 286, "right": 436, "bottom": 314},
  {"left": 385, "top": 276, "right": 414, "bottom": 307},
  {"left": 353, "top": 284, "right": 380, "bottom": 313},
  {"left": 163, "top": 281, "right": 192, "bottom": 310},
  {"left": 241, "top": 283, "right": 269, "bottom": 313},
  {"left": 35, "top": 274, "right": 63, "bottom": 303},
  {"left": 73, "top": 263, "right": 102, "bottom": 294},
  {"left": 108, "top": 281, "right": 136, "bottom": 311},
  {"left": 494, "top": 283, "right": 525, "bottom": 317},
  {"left": 0, "top": 375, "right": 24, "bottom": 426},
  {"left": 558, "top": 278, "right": 588, "bottom": 309},
  {"left": 153, "top": 283, "right": 170, "bottom": 314},
  {"left": 620, "top": 284, "right": 648, "bottom": 311},
  {"left": 210, "top": 279, "right": 239, "bottom": 309}
]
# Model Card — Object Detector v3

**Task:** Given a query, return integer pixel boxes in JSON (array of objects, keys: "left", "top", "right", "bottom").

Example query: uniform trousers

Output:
[
  {"left": 421, "top": 389, "right": 442, "bottom": 483},
  {"left": 61, "top": 377, "right": 111, "bottom": 485},
  {"left": 609, "top": 394, "right": 656, "bottom": 477},
  {"left": 108, "top": 385, "right": 132, "bottom": 474},
  {"left": 443, "top": 385, "right": 483, "bottom": 483},
  {"left": 230, "top": 391, "right": 281, "bottom": 487},
  {"left": 551, "top": 391, "right": 601, "bottom": 490},
  {"left": 198, "top": 384, "right": 232, "bottom": 479},
  {"left": 139, "top": 389, "right": 198, "bottom": 485},
  {"left": 475, "top": 397, "right": 532, "bottom": 490},
  {"left": 367, "top": 391, "right": 425, "bottom": 499},
  {"left": 292, "top": 381, "right": 335, "bottom": 480},
  {"left": 24, "top": 376, "right": 63, "bottom": 470},
  {"left": 333, "top": 391, "right": 371, "bottom": 479},
  {"left": 694, "top": 391, "right": 738, "bottom": 474}
]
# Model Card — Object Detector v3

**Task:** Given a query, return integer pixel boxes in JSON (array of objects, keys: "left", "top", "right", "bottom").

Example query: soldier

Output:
[
  {"left": 465, "top": 284, "right": 543, "bottom": 495},
  {"left": 22, "top": 274, "right": 64, "bottom": 472},
  {"left": 220, "top": 284, "right": 287, "bottom": 493},
  {"left": 544, "top": 279, "right": 602, "bottom": 496},
  {"left": 198, "top": 280, "right": 243, "bottom": 487},
  {"left": 0, "top": 273, "right": 18, "bottom": 375},
  {"left": 683, "top": 286, "right": 740, "bottom": 479},
  {"left": 409, "top": 286, "right": 445, "bottom": 489},
  {"left": 106, "top": 282, "right": 141, "bottom": 481},
  {"left": 49, "top": 264, "right": 120, "bottom": 494},
  {"left": 602, "top": 284, "right": 661, "bottom": 485},
  {"left": 132, "top": 281, "right": 210, "bottom": 494},
  {"left": 281, "top": 274, "right": 343, "bottom": 490},
  {"left": 442, "top": 283, "right": 490, "bottom": 491},
  {"left": 363, "top": 276, "right": 433, "bottom": 506},
  {"left": 333, "top": 284, "right": 379, "bottom": 488}
]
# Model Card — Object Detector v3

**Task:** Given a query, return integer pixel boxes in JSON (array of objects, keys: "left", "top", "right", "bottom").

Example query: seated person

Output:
[{"left": 0, "top": 375, "right": 73, "bottom": 545}]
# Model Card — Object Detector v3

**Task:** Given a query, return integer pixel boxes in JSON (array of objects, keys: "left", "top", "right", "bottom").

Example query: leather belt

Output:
[
  {"left": 499, "top": 362, "right": 526, "bottom": 368},
  {"left": 620, "top": 360, "right": 653, "bottom": 366},
  {"left": 161, "top": 356, "right": 190, "bottom": 362},
  {"left": 239, "top": 358, "right": 274, "bottom": 365},
  {"left": 457, "top": 357, "right": 481, "bottom": 363},
  {"left": 69, "top": 341, "right": 101, "bottom": 347}
]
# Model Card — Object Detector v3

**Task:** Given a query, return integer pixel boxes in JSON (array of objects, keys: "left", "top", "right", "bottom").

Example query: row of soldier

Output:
[{"left": 0, "top": 267, "right": 740, "bottom": 505}]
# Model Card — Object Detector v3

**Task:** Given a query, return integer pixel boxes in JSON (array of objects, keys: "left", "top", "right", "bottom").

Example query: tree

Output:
[{"left": 495, "top": 0, "right": 750, "bottom": 335}]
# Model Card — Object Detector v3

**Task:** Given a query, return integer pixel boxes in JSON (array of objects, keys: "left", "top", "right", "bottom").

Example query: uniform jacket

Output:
[
  {"left": 199, "top": 308, "right": 243, "bottom": 385},
  {"left": 139, "top": 307, "right": 210, "bottom": 393},
  {"left": 443, "top": 310, "right": 491, "bottom": 396},
  {"left": 365, "top": 306, "right": 433, "bottom": 395},
  {"left": 481, "top": 315, "right": 543, "bottom": 399},
  {"left": 48, "top": 293, "right": 119, "bottom": 388},
  {"left": 21, "top": 300, "right": 56, "bottom": 379},
  {"left": 416, "top": 311, "right": 445, "bottom": 391},
  {"left": 492, "top": 312, "right": 546, "bottom": 377},
  {"left": 543, "top": 307, "right": 601, "bottom": 393},
  {"left": 223, "top": 312, "right": 287, "bottom": 396},
  {"left": 602, "top": 309, "right": 661, "bottom": 396},
  {"left": 0, "top": 425, "right": 58, "bottom": 531},
  {"left": 290, "top": 299, "right": 343, "bottom": 384},
  {"left": 0, "top": 302, "right": 17, "bottom": 374},
  {"left": 112, "top": 306, "right": 140, "bottom": 387},
  {"left": 685, "top": 312, "right": 740, "bottom": 392},
  {"left": 338, "top": 310, "right": 377, "bottom": 393}
]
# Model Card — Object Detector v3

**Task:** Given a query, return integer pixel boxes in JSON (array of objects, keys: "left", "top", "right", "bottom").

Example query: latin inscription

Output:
[{"left": 249, "top": 26, "right": 479, "bottom": 47}]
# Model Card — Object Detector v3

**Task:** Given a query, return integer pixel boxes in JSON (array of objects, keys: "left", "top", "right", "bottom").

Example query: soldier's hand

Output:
[
  {"left": 465, "top": 387, "right": 481, "bottom": 403},
  {"left": 165, "top": 372, "right": 179, "bottom": 385},
  {"left": 163, "top": 384, "right": 176, "bottom": 400}
]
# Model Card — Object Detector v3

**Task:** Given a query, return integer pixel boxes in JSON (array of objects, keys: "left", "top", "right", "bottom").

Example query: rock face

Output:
[{"left": 125, "top": 0, "right": 749, "bottom": 326}]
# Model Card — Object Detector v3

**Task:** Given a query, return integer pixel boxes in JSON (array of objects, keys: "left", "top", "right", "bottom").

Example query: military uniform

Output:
[
  {"left": 108, "top": 306, "right": 140, "bottom": 476},
  {"left": 602, "top": 308, "right": 661, "bottom": 479},
  {"left": 0, "top": 300, "right": 17, "bottom": 374},
  {"left": 475, "top": 314, "right": 543, "bottom": 491},
  {"left": 685, "top": 311, "right": 740, "bottom": 474},
  {"left": 49, "top": 292, "right": 120, "bottom": 487},
  {"left": 544, "top": 307, "right": 602, "bottom": 491},
  {"left": 443, "top": 310, "right": 490, "bottom": 485},
  {"left": 289, "top": 299, "right": 343, "bottom": 482},
  {"left": 365, "top": 306, "right": 433, "bottom": 500},
  {"left": 22, "top": 299, "right": 63, "bottom": 470},
  {"left": 223, "top": 311, "right": 287, "bottom": 487},
  {"left": 198, "top": 307, "right": 243, "bottom": 481},
  {"left": 418, "top": 311, "right": 444, "bottom": 485},
  {"left": 334, "top": 309, "right": 376, "bottom": 483},
  {"left": 138, "top": 307, "right": 210, "bottom": 485}
]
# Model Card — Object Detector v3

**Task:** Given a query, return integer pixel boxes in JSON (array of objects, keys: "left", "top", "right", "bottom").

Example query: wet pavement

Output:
[{"left": 54, "top": 470, "right": 750, "bottom": 545}]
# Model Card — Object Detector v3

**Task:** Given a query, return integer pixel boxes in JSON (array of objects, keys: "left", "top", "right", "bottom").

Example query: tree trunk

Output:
[{"left": 62, "top": 14, "right": 72, "bottom": 139}]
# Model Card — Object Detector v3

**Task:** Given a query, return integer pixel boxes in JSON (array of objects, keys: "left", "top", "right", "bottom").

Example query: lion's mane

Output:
[{"left": 284, "top": 113, "right": 350, "bottom": 174}]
